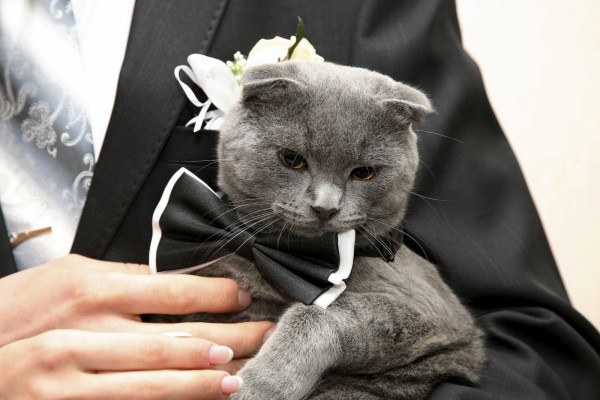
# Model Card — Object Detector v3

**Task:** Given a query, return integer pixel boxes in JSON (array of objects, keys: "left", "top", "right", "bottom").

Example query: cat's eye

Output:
[
  {"left": 351, "top": 166, "right": 376, "bottom": 180},
  {"left": 279, "top": 149, "right": 307, "bottom": 169}
]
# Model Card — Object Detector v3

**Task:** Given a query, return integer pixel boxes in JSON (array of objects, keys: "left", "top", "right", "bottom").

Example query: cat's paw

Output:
[
  {"left": 228, "top": 368, "right": 306, "bottom": 400},
  {"left": 228, "top": 378, "right": 279, "bottom": 400},
  {"left": 228, "top": 386, "right": 280, "bottom": 400}
]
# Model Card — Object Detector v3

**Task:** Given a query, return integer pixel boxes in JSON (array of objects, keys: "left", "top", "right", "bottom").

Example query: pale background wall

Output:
[{"left": 455, "top": 0, "right": 600, "bottom": 330}]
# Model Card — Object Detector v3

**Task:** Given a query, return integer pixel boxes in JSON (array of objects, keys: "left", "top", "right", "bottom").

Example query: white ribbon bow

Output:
[{"left": 174, "top": 54, "right": 240, "bottom": 132}]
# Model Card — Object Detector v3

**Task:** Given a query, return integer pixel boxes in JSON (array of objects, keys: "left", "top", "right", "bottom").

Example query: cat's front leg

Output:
[{"left": 230, "top": 303, "right": 342, "bottom": 400}]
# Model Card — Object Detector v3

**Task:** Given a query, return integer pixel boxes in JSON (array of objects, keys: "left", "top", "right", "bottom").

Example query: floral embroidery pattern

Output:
[
  {"left": 50, "top": 0, "right": 73, "bottom": 20},
  {"left": 68, "top": 152, "right": 95, "bottom": 214},
  {"left": 0, "top": 38, "right": 37, "bottom": 122},
  {"left": 21, "top": 101, "right": 58, "bottom": 156},
  {"left": 61, "top": 97, "right": 92, "bottom": 147}
]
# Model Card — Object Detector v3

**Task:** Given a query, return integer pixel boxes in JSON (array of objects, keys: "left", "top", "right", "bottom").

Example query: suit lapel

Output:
[{"left": 72, "top": 0, "right": 229, "bottom": 258}]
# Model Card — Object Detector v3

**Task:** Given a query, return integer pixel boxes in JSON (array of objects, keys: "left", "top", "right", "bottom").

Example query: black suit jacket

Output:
[{"left": 1, "top": 1, "right": 599, "bottom": 398}]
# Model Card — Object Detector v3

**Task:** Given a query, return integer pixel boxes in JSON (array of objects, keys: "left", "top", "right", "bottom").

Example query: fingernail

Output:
[
  {"left": 238, "top": 289, "right": 251, "bottom": 308},
  {"left": 263, "top": 327, "right": 276, "bottom": 343},
  {"left": 161, "top": 331, "right": 193, "bottom": 338},
  {"left": 221, "top": 375, "right": 244, "bottom": 395},
  {"left": 209, "top": 345, "right": 234, "bottom": 365}
]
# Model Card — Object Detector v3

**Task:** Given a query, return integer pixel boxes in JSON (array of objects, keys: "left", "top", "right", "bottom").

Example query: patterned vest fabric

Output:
[{"left": 0, "top": 0, "right": 94, "bottom": 269}]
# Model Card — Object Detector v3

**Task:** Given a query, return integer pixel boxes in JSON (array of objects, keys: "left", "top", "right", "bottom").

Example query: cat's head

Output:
[{"left": 218, "top": 61, "right": 432, "bottom": 241}]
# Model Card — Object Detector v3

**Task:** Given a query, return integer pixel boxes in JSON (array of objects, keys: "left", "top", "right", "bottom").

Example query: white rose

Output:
[{"left": 246, "top": 36, "right": 324, "bottom": 67}]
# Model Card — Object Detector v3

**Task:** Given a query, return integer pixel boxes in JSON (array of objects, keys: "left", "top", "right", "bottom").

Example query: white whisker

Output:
[
  {"left": 367, "top": 217, "right": 429, "bottom": 262},
  {"left": 229, "top": 216, "right": 283, "bottom": 257},
  {"left": 409, "top": 191, "right": 451, "bottom": 202},
  {"left": 276, "top": 220, "right": 290, "bottom": 251},
  {"left": 204, "top": 213, "right": 276, "bottom": 259},
  {"left": 197, "top": 207, "right": 274, "bottom": 256},
  {"left": 413, "top": 129, "right": 463, "bottom": 144},
  {"left": 357, "top": 225, "right": 387, "bottom": 260},
  {"left": 418, "top": 159, "right": 436, "bottom": 180},
  {"left": 359, "top": 222, "right": 394, "bottom": 260}
]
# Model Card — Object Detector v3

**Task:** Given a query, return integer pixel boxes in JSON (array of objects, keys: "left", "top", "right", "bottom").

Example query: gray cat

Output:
[{"left": 159, "top": 61, "right": 484, "bottom": 399}]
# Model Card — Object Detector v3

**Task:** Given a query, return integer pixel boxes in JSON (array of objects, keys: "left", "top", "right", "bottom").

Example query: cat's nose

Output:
[{"left": 311, "top": 206, "right": 339, "bottom": 221}]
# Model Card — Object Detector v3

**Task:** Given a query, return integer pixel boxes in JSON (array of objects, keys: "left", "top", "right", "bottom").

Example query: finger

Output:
[
  {"left": 138, "top": 321, "right": 275, "bottom": 358},
  {"left": 214, "top": 358, "right": 249, "bottom": 374},
  {"left": 100, "top": 262, "right": 150, "bottom": 275},
  {"left": 69, "top": 332, "right": 234, "bottom": 371},
  {"left": 105, "top": 274, "right": 251, "bottom": 314},
  {"left": 80, "top": 370, "right": 237, "bottom": 400},
  {"left": 60, "top": 254, "right": 150, "bottom": 275}
]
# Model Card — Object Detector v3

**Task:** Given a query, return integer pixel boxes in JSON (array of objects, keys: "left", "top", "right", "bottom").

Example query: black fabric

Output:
[
  {"left": 0, "top": 205, "right": 17, "bottom": 278},
  {"left": 154, "top": 170, "right": 345, "bottom": 305},
  {"left": 32, "top": 0, "right": 599, "bottom": 398}
]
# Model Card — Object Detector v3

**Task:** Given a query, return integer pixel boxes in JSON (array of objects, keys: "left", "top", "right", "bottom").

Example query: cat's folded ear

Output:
[
  {"left": 241, "top": 63, "right": 306, "bottom": 103},
  {"left": 381, "top": 83, "right": 434, "bottom": 125}
]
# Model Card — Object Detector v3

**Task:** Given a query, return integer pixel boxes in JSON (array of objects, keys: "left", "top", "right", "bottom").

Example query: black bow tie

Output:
[{"left": 150, "top": 168, "right": 401, "bottom": 308}]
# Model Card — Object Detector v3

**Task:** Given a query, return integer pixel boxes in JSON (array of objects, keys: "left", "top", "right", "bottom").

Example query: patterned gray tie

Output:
[{"left": 0, "top": 0, "right": 95, "bottom": 269}]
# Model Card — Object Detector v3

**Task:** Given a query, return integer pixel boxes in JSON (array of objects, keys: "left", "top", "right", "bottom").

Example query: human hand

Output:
[
  {"left": 0, "top": 254, "right": 274, "bottom": 398},
  {"left": 0, "top": 329, "right": 244, "bottom": 399},
  {"left": 0, "top": 254, "right": 272, "bottom": 347}
]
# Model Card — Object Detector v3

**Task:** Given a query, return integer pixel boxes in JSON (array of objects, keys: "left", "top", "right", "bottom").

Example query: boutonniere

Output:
[{"left": 174, "top": 17, "right": 323, "bottom": 132}]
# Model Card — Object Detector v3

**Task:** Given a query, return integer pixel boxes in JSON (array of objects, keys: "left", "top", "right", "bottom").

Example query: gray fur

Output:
[{"left": 159, "top": 61, "right": 484, "bottom": 399}]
